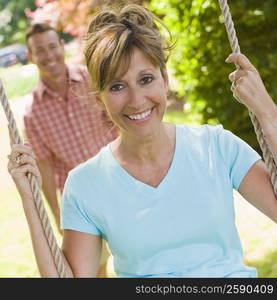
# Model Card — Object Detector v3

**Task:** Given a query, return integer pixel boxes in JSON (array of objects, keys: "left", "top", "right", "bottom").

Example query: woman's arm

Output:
[
  {"left": 226, "top": 53, "right": 277, "bottom": 163},
  {"left": 8, "top": 144, "right": 101, "bottom": 277},
  {"left": 238, "top": 160, "right": 277, "bottom": 223},
  {"left": 62, "top": 230, "right": 102, "bottom": 277},
  {"left": 226, "top": 53, "right": 277, "bottom": 222}
]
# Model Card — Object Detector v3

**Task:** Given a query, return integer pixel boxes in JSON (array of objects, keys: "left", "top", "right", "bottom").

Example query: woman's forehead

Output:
[{"left": 113, "top": 48, "right": 159, "bottom": 79}]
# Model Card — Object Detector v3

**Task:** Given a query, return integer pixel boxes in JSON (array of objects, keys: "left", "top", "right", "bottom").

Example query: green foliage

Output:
[
  {"left": 148, "top": 0, "right": 277, "bottom": 153},
  {"left": 0, "top": 0, "right": 36, "bottom": 46}
]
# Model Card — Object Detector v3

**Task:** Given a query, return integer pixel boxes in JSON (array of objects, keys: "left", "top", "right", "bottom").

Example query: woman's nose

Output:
[{"left": 127, "top": 87, "right": 145, "bottom": 109}]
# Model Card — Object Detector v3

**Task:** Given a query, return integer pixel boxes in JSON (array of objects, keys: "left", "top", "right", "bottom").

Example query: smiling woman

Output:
[
  {"left": 6, "top": 3, "right": 277, "bottom": 278},
  {"left": 97, "top": 49, "right": 168, "bottom": 139}
]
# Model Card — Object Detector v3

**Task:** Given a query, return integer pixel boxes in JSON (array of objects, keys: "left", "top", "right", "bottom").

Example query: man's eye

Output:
[
  {"left": 110, "top": 84, "right": 124, "bottom": 92},
  {"left": 35, "top": 49, "right": 43, "bottom": 54},
  {"left": 140, "top": 76, "right": 154, "bottom": 85}
]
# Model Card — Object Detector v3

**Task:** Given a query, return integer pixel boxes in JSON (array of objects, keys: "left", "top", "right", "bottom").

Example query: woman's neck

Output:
[{"left": 111, "top": 123, "right": 176, "bottom": 165}]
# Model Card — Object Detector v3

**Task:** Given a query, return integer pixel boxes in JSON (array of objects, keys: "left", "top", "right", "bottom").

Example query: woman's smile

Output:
[
  {"left": 124, "top": 107, "right": 154, "bottom": 123},
  {"left": 99, "top": 48, "right": 168, "bottom": 137}
]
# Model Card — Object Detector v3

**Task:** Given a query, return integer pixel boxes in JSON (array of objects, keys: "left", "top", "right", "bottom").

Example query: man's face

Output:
[{"left": 27, "top": 30, "right": 66, "bottom": 79}]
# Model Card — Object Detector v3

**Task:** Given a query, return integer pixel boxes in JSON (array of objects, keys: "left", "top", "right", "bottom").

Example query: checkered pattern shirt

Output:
[{"left": 23, "top": 64, "right": 117, "bottom": 191}]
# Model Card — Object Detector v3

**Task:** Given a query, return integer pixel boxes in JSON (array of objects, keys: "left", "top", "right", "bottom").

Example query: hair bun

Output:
[
  {"left": 120, "top": 5, "right": 157, "bottom": 30},
  {"left": 87, "top": 11, "right": 118, "bottom": 33},
  {"left": 121, "top": 18, "right": 137, "bottom": 31}
]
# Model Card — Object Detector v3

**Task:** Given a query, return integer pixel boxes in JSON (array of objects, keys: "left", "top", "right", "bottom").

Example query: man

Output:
[{"left": 23, "top": 23, "right": 117, "bottom": 277}]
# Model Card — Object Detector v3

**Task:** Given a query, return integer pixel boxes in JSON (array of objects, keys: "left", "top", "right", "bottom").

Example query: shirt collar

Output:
[{"left": 35, "top": 64, "right": 84, "bottom": 101}]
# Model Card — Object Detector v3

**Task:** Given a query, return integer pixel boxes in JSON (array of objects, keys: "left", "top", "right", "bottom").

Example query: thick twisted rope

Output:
[
  {"left": 218, "top": 0, "right": 277, "bottom": 196},
  {"left": 0, "top": 79, "right": 69, "bottom": 277}
]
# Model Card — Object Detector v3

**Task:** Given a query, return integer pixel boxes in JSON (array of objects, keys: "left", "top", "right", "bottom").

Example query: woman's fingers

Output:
[
  {"left": 228, "top": 69, "right": 249, "bottom": 82},
  {"left": 8, "top": 153, "right": 36, "bottom": 171},
  {"left": 9, "top": 162, "right": 42, "bottom": 188},
  {"left": 10, "top": 144, "right": 36, "bottom": 160},
  {"left": 8, "top": 144, "right": 41, "bottom": 188},
  {"left": 225, "top": 53, "right": 257, "bottom": 72}
]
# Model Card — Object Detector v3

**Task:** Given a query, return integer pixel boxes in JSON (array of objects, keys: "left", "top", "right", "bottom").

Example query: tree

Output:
[
  {"left": 26, "top": 0, "right": 146, "bottom": 37},
  {"left": 148, "top": 0, "right": 277, "bottom": 152},
  {"left": 0, "top": 0, "right": 37, "bottom": 46}
]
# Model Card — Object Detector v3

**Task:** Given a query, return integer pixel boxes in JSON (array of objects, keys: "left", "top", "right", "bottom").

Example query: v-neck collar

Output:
[{"left": 105, "top": 125, "right": 181, "bottom": 196}]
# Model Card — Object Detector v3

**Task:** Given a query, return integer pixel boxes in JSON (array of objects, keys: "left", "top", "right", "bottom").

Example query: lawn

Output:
[
  {"left": 0, "top": 62, "right": 276, "bottom": 278},
  {"left": 0, "top": 63, "right": 38, "bottom": 100}
]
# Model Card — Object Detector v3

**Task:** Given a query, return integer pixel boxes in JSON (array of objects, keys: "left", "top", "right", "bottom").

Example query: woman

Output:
[{"left": 8, "top": 4, "right": 277, "bottom": 278}]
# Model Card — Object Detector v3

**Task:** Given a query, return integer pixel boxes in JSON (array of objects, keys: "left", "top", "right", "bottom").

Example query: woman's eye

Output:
[
  {"left": 140, "top": 76, "right": 154, "bottom": 85},
  {"left": 110, "top": 84, "right": 124, "bottom": 92}
]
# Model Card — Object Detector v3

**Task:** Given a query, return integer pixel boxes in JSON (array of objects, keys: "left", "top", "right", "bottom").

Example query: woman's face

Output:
[{"left": 98, "top": 48, "right": 168, "bottom": 138}]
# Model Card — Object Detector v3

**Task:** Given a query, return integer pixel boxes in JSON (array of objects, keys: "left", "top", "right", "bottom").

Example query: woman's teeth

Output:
[{"left": 128, "top": 109, "right": 152, "bottom": 120}]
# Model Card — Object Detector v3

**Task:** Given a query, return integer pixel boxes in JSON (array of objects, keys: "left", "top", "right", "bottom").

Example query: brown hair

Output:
[
  {"left": 84, "top": 4, "right": 174, "bottom": 93},
  {"left": 26, "top": 23, "right": 60, "bottom": 47}
]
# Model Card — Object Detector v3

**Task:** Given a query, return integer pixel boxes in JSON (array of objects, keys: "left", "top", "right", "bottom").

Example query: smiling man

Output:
[{"left": 23, "top": 23, "right": 117, "bottom": 277}]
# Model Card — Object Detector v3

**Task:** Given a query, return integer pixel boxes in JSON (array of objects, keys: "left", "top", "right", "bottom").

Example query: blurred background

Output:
[{"left": 0, "top": 0, "right": 276, "bottom": 277}]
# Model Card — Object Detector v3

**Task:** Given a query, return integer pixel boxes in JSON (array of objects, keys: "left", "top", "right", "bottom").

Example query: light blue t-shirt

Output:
[{"left": 61, "top": 124, "right": 261, "bottom": 277}]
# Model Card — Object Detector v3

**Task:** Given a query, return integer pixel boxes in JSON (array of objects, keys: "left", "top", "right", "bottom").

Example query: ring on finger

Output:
[{"left": 13, "top": 155, "right": 23, "bottom": 166}]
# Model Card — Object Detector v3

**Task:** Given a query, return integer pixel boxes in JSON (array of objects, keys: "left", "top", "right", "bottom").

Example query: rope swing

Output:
[
  {"left": 0, "top": 0, "right": 276, "bottom": 278},
  {"left": 0, "top": 81, "right": 68, "bottom": 277},
  {"left": 218, "top": 0, "right": 277, "bottom": 195}
]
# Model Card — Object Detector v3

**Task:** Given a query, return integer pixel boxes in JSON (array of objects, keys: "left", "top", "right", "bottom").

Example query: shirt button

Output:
[
  {"left": 69, "top": 112, "right": 74, "bottom": 117},
  {"left": 84, "top": 149, "right": 89, "bottom": 155}
]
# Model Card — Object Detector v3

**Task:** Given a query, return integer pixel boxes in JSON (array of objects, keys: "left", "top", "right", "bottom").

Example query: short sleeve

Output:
[
  {"left": 215, "top": 125, "right": 262, "bottom": 190},
  {"left": 23, "top": 114, "right": 52, "bottom": 161},
  {"left": 61, "top": 172, "right": 102, "bottom": 235}
]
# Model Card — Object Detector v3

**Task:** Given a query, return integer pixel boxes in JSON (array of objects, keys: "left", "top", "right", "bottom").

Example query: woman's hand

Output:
[
  {"left": 7, "top": 143, "right": 42, "bottom": 201},
  {"left": 226, "top": 53, "right": 274, "bottom": 118}
]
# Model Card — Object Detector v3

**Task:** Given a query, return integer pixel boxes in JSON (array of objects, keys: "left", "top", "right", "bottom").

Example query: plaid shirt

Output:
[{"left": 24, "top": 64, "right": 117, "bottom": 191}]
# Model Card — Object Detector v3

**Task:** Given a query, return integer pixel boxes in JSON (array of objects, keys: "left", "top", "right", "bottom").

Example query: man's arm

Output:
[{"left": 37, "top": 158, "right": 62, "bottom": 235}]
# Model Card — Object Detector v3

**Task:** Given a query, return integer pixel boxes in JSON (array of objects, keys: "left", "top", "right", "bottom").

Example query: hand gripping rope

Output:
[
  {"left": 218, "top": 0, "right": 277, "bottom": 196},
  {"left": 0, "top": 0, "right": 276, "bottom": 278},
  {"left": 0, "top": 79, "right": 69, "bottom": 277}
]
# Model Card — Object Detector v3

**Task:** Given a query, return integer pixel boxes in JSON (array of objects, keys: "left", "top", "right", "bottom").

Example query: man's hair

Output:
[{"left": 26, "top": 23, "right": 59, "bottom": 44}]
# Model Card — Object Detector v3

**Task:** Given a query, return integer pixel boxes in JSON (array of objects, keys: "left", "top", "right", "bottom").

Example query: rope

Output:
[
  {"left": 1, "top": 2, "right": 276, "bottom": 277},
  {"left": 0, "top": 79, "right": 69, "bottom": 278},
  {"left": 218, "top": 0, "right": 277, "bottom": 196}
]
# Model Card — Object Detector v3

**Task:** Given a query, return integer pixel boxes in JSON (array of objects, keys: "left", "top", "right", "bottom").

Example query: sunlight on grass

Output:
[
  {"left": 0, "top": 189, "right": 39, "bottom": 277},
  {"left": 0, "top": 64, "right": 38, "bottom": 100}
]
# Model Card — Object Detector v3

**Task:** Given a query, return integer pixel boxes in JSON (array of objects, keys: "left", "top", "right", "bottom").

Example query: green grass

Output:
[{"left": 0, "top": 63, "right": 38, "bottom": 100}]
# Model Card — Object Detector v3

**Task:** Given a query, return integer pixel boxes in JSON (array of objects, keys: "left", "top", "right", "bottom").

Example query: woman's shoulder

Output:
[
  {"left": 68, "top": 145, "right": 110, "bottom": 183},
  {"left": 176, "top": 123, "right": 224, "bottom": 141}
]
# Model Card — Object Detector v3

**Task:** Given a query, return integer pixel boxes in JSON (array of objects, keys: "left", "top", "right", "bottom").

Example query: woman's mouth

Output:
[{"left": 125, "top": 107, "right": 154, "bottom": 122}]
